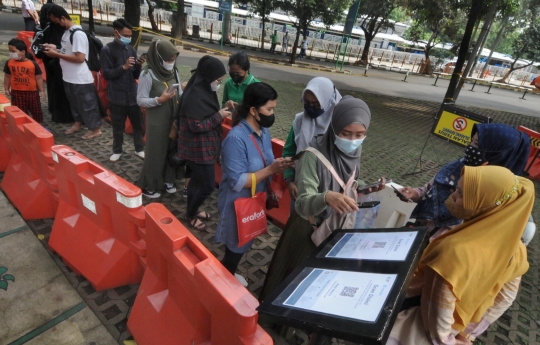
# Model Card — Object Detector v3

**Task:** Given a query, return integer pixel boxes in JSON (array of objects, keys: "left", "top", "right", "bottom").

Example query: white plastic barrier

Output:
[{"left": 368, "top": 182, "right": 417, "bottom": 229}]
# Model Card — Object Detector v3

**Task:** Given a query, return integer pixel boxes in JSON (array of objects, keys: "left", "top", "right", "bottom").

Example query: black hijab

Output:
[{"left": 180, "top": 55, "right": 226, "bottom": 122}]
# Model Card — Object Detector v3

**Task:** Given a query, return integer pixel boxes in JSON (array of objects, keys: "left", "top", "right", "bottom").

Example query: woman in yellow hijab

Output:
[{"left": 387, "top": 165, "right": 534, "bottom": 345}]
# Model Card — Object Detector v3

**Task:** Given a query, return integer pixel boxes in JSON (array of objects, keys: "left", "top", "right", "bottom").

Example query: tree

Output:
[
  {"left": 124, "top": 0, "right": 141, "bottom": 49},
  {"left": 173, "top": 0, "right": 185, "bottom": 41},
  {"left": 275, "top": 0, "right": 352, "bottom": 63},
  {"left": 357, "top": 0, "right": 401, "bottom": 64},
  {"left": 146, "top": 0, "right": 159, "bottom": 31},
  {"left": 88, "top": 0, "right": 95, "bottom": 33},
  {"left": 236, "top": 0, "right": 278, "bottom": 50},
  {"left": 499, "top": 24, "right": 540, "bottom": 82}
]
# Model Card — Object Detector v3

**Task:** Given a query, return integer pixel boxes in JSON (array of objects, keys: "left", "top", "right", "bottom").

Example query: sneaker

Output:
[
  {"left": 135, "top": 151, "right": 145, "bottom": 160},
  {"left": 164, "top": 183, "right": 176, "bottom": 194},
  {"left": 182, "top": 186, "right": 188, "bottom": 198},
  {"left": 234, "top": 273, "right": 248, "bottom": 287},
  {"left": 142, "top": 189, "right": 161, "bottom": 198},
  {"left": 110, "top": 153, "right": 122, "bottom": 162}
]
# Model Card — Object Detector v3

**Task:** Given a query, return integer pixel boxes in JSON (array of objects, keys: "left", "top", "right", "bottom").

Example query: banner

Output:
[
  {"left": 432, "top": 106, "right": 490, "bottom": 147},
  {"left": 344, "top": 1, "right": 360, "bottom": 36},
  {"left": 70, "top": 14, "right": 81, "bottom": 25}
]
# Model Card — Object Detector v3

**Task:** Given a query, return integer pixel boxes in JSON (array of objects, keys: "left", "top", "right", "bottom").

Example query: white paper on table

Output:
[
  {"left": 326, "top": 232, "right": 417, "bottom": 261},
  {"left": 282, "top": 269, "right": 397, "bottom": 322}
]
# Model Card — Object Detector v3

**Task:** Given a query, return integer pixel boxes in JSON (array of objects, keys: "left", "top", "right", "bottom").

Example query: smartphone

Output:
[
  {"left": 357, "top": 178, "right": 392, "bottom": 193},
  {"left": 169, "top": 83, "right": 180, "bottom": 93},
  {"left": 357, "top": 201, "right": 380, "bottom": 208},
  {"left": 392, "top": 185, "right": 413, "bottom": 203},
  {"left": 291, "top": 151, "right": 305, "bottom": 161},
  {"left": 139, "top": 52, "right": 148, "bottom": 59}
]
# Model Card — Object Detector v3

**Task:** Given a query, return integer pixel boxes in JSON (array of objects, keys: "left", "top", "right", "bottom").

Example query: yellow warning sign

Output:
[
  {"left": 70, "top": 14, "right": 81, "bottom": 25},
  {"left": 432, "top": 109, "right": 488, "bottom": 147}
]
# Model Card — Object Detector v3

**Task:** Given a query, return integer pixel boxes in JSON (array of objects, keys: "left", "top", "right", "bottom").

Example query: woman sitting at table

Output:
[{"left": 388, "top": 165, "right": 534, "bottom": 345}]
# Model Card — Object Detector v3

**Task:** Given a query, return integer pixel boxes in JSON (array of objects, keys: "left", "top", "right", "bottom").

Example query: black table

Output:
[{"left": 258, "top": 227, "right": 428, "bottom": 345}]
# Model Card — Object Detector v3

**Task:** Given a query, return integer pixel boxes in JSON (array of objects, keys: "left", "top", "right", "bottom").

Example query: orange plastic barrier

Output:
[
  {"left": 215, "top": 117, "right": 291, "bottom": 228},
  {"left": 128, "top": 203, "right": 272, "bottom": 345},
  {"left": 49, "top": 145, "right": 146, "bottom": 291},
  {"left": 1, "top": 106, "right": 57, "bottom": 219},
  {"left": 17, "top": 31, "right": 47, "bottom": 82},
  {"left": 518, "top": 126, "right": 540, "bottom": 180},
  {"left": 0, "top": 94, "right": 12, "bottom": 172}
]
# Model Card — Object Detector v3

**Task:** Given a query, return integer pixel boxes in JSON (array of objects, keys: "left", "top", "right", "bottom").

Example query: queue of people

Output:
[{"left": 4, "top": 8, "right": 537, "bottom": 343}]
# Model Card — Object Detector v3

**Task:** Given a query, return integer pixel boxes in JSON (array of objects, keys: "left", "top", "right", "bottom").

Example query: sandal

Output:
[
  {"left": 81, "top": 130, "right": 102, "bottom": 140},
  {"left": 65, "top": 126, "right": 82, "bottom": 135},
  {"left": 196, "top": 211, "right": 211, "bottom": 220},
  {"left": 185, "top": 216, "right": 207, "bottom": 231}
]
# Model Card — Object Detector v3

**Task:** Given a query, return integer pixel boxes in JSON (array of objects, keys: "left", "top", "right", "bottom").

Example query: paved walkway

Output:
[{"left": 0, "top": 51, "right": 539, "bottom": 344}]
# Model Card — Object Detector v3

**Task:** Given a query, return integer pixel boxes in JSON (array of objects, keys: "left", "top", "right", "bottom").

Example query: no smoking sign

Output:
[{"left": 453, "top": 118, "right": 467, "bottom": 131}]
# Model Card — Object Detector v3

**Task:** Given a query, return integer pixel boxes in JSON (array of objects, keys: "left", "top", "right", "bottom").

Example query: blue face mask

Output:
[
  {"left": 304, "top": 104, "right": 324, "bottom": 119},
  {"left": 119, "top": 36, "right": 132, "bottom": 45},
  {"left": 334, "top": 135, "right": 365, "bottom": 154}
]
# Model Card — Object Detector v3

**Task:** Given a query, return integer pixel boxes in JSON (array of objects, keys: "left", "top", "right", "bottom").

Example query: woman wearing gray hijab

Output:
[
  {"left": 283, "top": 77, "right": 342, "bottom": 210},
  {"left": 259, "top": 96, "right": 382, "bottom": 302}
]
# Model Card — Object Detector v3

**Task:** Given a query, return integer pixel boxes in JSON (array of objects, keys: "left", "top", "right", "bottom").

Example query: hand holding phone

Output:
[
  {"left": 291, "top": 151, "right": 305, "bottom": 161},
  {"left": 169, "top": 83, "right": 180, "bottom": 93},
  {"left": 392, "top": 185, "right": 413, "bottom": 203},
  {"left": 357, "top": 178, "right": 391, "bottom": 194}
]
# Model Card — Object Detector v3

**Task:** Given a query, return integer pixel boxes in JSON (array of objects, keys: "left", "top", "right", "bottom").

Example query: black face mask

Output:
[
  {"left": 256, "top": 113, "right": 275, "bottom": 128},
  {"left": 304, "top": 104, "right": 324, "bottom": 119},
  {"left": 229, "top": 72, "right": 245, "bottom": 85},
  {"left": 464, "top": 144, "right": 487, "bottom": 166}
]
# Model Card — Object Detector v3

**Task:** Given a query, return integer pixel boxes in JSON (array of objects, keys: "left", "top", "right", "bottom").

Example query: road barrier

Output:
[
  {"left": 128, "top": 203, "right": 272, "bottom": 345},
  {"left": 518, "top": 126, "right": 540, "bottom": 181},
  {"left": 49, "top": 145, "right": 146, "bottom": 290},
  {"left": 1, "top": 106, "right": 56, "bottom": 219},
  {"left": 0, "top": 93, "right": 12, "bottom": 172}
]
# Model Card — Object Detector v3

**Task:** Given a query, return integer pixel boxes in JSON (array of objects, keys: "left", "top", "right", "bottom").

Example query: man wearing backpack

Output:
[
  {"left": 43, "top": 5, "right": 102, "bottom": 139},
  {"left": 100, "top": 18, "right": 146, "bottom": 162}
]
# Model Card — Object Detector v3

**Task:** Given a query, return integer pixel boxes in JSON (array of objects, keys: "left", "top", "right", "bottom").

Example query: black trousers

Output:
[
  {"left": 24, "top": 17, "right": 36, "bottom": 32},
  {"left": 109, "top": 103, "right": 144, "bottom": 154},
  {"left": 221, "top": 247, "right": 244, "bottom": 274},
  {"left": 185, "top": 161, "right": 215, "bottom": 219}
]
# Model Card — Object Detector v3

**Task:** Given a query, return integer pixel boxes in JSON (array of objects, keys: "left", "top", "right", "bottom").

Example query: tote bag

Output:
[{"left": 235, "top": 173, "right": 268, "bottom": 247}]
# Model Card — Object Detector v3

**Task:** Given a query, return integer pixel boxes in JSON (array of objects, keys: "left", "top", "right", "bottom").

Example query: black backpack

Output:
[{"left": 70, "top": 28, "right": 103, "bottom": 72}]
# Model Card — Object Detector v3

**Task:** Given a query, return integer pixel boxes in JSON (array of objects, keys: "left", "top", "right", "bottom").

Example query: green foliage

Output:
[
  {"left": 511, "top": 24, "right": 540, "bottom": 63},
  {"left": 274, "top": 0, "right": 353, "bottom": 30},
  {"left": 389, "top": 6, "right": 410, "bottom": 22},
  {"left": 236, "top": 0, "right": 278, "bottom": 22}
]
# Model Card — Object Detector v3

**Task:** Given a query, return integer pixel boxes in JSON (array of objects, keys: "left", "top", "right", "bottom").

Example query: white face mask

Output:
[
  {"left": 210, "top": 82, "right": 221, "bottom": 92},
  {"left": 162, "top": 61, "right": 175, "bottom": 71},
  {"left": 9, "top": 52, "right": 21, "bottom": 60}
]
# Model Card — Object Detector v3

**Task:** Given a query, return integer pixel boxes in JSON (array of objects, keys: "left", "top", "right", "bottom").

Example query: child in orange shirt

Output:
[{"left": 3, "top": 38, "right": 45, "bottom": 123}]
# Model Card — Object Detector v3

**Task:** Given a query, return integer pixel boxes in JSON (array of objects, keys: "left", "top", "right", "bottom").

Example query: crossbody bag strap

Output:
[
  {"left": 249, "top": 134, "right": 267, "bottom": 167},
  {"left": 304, "top": 147, "right": 346, "bottom": 189}
]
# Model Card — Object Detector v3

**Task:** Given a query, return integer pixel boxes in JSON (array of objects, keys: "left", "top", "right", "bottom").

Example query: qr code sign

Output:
[
  {"left": 340, "top": 286, "right": 359, "bottom": 298},
  {"left": 373, "top": 242, "right": 387, "bottom": 248}
]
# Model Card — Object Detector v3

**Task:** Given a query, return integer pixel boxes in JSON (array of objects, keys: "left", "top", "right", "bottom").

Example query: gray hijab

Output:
[{"left": 309, "top": 96, "right": 371, "bottom": 197}]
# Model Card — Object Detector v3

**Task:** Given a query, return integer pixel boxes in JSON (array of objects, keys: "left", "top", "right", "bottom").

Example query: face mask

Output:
[
  {"left": 464, "top": 144, "right": 486, "bottom": 166},
  {"left": 256, "top": 113, "right": 275, "bottom": 128},
  {"left": 9, "top": 52, "right": 21, "bottom": 60},
  {"left": 162, "top": 61, "right": 175, "bottom": 71},
  {"left": 229, "top": 73, "right": 245, "bottom": 85},
  {"left": 304, "top": 104, "right": 324, "bottom": 119},
  {"left": 444, "top": 196, "right": 477, "bottom": 220},
  {"left": 210, "top": 82, "right": 221, "bottom": 92},
  {"left": 334, "top": 135, "right": 365, "bottom": 154},
  {"left": 116, "top": 30, "right": 131, "bottom": 45}
]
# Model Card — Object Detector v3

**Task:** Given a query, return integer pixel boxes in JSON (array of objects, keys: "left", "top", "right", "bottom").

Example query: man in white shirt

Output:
[
  {"left": 43, "top": 5, "right": 102, "bottom": 139},
  {"left": 21, "top": 0, "right": 39, "bottom": 32},
  {"left": 282, "top": 31, "right": 290, "bottom": 53},
  {"left": 299, "top": 35, "right": 308, "bottom": 59}
]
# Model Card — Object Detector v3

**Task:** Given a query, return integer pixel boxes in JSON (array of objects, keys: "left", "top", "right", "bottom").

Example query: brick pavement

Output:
[{"left": 1, "top": 58, "right": 539, "bottom": 344}]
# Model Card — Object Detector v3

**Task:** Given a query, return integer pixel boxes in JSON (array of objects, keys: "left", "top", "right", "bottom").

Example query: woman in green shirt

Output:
[
  {"left": 222, "top": 51, "right": 260, "bottom": 109},
  {"left": 283, "top": 77, "right": 342, "bottom": 213}
]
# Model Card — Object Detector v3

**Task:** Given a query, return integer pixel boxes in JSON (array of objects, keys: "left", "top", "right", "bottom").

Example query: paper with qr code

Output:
[
  {"left": 326, "top": 232, "right": 418, "bottom": 261},
  {"left": 282, "top": 269, "right": 397, "bottom": 322}
]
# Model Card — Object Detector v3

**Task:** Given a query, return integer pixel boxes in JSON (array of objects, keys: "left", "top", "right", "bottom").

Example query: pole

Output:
[
  {"left": 99, "top": 3, "right": 103, "bottom": 23},
  {"left": 335, "top": 38, "right": 344, "bottom": 68},
  {"left": 70, "top": 0, "right": 73, "bottom": 13},
  {"left": 210, "top": 23, "right": 213, "bottom": 41},
  {"left": 220, "top": 11, "right": 224, "bottom": 51},
  {"left": 340, "top": 36, "right": 350, "bottom": 70}
]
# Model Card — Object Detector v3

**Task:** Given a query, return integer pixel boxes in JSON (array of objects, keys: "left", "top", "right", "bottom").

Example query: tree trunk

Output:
[
  {"left": 499, "top": 58, "right": 532, "bottom": 83},
  {"left": 173, "top": 0, "right": 185, "bottom": 40},
  {"left": 124, "top": 0, "right": 141, "bottom": 50},
  {"left": 359, "top": 18, "right": 376, "bottom": 63},
  {"left": 468, "top": 19, "right": 492, "bottom": 76},
  {"left": 260, "top": 0, "right": 266, "bottom": 50},
  {"left": 480, "top": 13, "right": 509, "bottom": 78},
  {"left": 88, "top": 0, "right": 95, "bottom": 33},
  {"left": 146, "top": 0, "right": 159, "bottom": 31},
  {"left": 453, "top": 0, "right": 499, "bottom": 101},
  {"left": 422, "top": 31, "right": 438, "bottom": 75},
  {"left": 289, "top": 26, "right": 302, "bottom": 64},
  {"left": 444, "top": 0, "right": 485, "bottom": 102},
  {"left": 223, "top": 11, "right": 232, "bottom": 44}
]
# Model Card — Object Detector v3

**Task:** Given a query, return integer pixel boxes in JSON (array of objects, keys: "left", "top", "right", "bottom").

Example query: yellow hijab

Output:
[{"left": 418, "top": 165, "right": 534, "bottom": 330}]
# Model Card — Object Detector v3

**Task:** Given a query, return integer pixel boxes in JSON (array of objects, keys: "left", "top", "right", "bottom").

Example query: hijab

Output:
[
  {"left": 418, "top": 165, "right": 533, "bottom": 330},
  {"left": 473, "top": 124, "right": 530, "bottom": 175},
  {"left": 144, "top": 39, "right": 179, "bottom": 82},
  {"left": 309, "top": 96, "right": 371, "bottom": 219},
  {"left": 412, "top": 123, "right": 531, "bottom": 228},
  {"left": 179, "top": 55, "right": 226, "bottom": 122},
  {"left": 292, "top": 77, "right": 342, "bottom": 153}
]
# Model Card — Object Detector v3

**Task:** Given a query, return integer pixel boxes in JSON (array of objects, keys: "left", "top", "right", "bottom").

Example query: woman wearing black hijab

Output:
[{"left": 177, "top": 55, "right": 230, "bottom": 230}]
